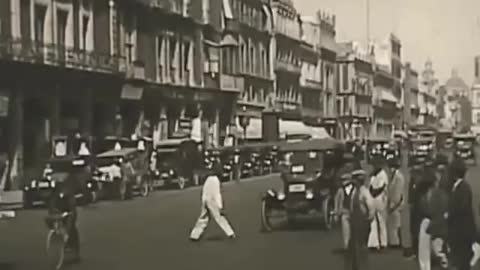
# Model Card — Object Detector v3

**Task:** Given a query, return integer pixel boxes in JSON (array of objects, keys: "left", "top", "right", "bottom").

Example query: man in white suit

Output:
[
  {"left": 368, "top": 155, "right": 389, "bottom": 250},
  {"left": 189, "top": 165, "right": 236, "bottom": 241}
]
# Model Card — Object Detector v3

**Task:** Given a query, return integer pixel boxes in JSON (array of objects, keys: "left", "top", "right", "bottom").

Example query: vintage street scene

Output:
[{"left": 1, "top": 0, "right": 480, "bottom": 269}]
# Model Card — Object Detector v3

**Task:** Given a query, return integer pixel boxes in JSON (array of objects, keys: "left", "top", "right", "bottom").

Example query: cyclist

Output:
[{"left": 47, "top": 166, "right": 81, "bottom": 262}]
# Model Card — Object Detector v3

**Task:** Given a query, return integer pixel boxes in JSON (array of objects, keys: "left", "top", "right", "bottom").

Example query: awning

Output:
[
  {"left": 380, "top": 90, "right": 397, "bottom": 103},
  {"left": 121, "top": 84, "right": 143, "bottom": 100},
  {"left": 279, "top": 120, "right": 331, "bottom": 139},
  {"left": 236, "top": 117, "right": 262, "bottom": 139},
  {"left": 221, "top": 34, "right": 238, "bottom": 47}
]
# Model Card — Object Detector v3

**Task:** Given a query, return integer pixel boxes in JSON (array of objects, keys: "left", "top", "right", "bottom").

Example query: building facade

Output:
[
  {"left": 440, "top": 69, "right": 471, "bottom": 131},
  {"left": 336, "top": 42, "right": 373, "bottom": 140},
  {"left": 471, "top": 56, "right": 480, "bottom": 134},
  {"left": 409, "top": 68, "right": 420, "bottom": 125},
  {"left": 419, "top": 59, "right": 438, "bottom": 125}
]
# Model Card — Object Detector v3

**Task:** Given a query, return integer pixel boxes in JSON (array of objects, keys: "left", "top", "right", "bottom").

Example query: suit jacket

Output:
[{"left": 447, "top": 180, "right": 476, "bottom": 243}]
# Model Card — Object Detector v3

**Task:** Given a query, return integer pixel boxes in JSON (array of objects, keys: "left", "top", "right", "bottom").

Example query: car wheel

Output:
[
  {"left": 118, "top": 181, "right": 127, "bottom": 201},
  {"left": 322, "top": 195, "right": 334, "bottom": 230},
  {"left": 178, "top": 178, "right": 186, "bottom": 190},
  {"left": 140, "top": 181, "right": 149, "bottom": 197},
  {"left": 261, "top": 199, "right": 273, "bottom": 232}
]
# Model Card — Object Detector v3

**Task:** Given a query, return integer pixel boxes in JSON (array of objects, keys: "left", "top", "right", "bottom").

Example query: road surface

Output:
[{"left": 1, "top": 168, "right": 480, "bottom": 270}]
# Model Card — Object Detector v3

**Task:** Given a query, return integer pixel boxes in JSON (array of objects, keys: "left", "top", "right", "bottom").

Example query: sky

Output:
[{"left": 293, "top": 0, "right": 480, "bottom": 85}]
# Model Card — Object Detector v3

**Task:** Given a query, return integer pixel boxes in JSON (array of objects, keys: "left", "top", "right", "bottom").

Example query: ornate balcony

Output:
[{"left": 0, "top": 37, "right": 126, "bottom": 74}]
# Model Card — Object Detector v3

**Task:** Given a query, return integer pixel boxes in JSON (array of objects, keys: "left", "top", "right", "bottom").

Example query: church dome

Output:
[{"left": 445, "top": 69, "right": 468, "bottom": 90}]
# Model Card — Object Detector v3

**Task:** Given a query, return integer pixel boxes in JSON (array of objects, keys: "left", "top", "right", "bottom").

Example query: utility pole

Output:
[{"left": 366, "top": 0, "right": 370, "bottom": 45}]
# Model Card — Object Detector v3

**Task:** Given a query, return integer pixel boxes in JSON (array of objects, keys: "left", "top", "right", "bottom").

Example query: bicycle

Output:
[{"left": 45, "top": 212, "right": 71, "bottom": 270}]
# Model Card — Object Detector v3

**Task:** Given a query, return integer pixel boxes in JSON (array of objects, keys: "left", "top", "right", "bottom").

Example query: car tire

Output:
[
  {"left": 178, "top": 178, "right": 186, "bottom": 190},
  {"left": 140, "top": 181, "right": 149, "bottom": 197},
  {"left": 260, "top": 199, "right": 273, "bottom": 233},
  {"left": 322, "top": 195, "right": 334, "bottom": 231},
  {"left": 118, "top": 181, "right": 127, "bottom": 201}
]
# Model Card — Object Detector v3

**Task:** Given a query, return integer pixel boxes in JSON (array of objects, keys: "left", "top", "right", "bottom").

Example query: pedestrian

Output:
[
  {"left": 405, "top": 162, "right": 424, "bottom": 259},
  {"left": 417, "top": 169, "right": 439, "bottom": 270},
  {"left": 189, "top": 164, "right": 236, "bottom": 241},
  {"left": 335, "top": 170, "right": 355, "bottom": 250},
  {"left": 367, "top": 155, "right": 389, "bottom": 250},
  {"left": 386, "top": 155, "right": 405, "bottom": 249},
  {"left": 447, "top": 158, "right": 476, "bottom": 270},
  {"left": 344, "top": 169, "right": 374, "bottom": 270}
]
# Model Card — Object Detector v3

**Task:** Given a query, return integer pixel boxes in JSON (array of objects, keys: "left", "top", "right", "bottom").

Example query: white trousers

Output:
[
  {"left": 341, "top": 214, "right": 351, "bottom": 250},
  {"left": 368, "top": 209, "right": 388, "bottom": 248},
  {"left": 189, "top": 200, "right": 235, "bottom": 240},
  {"left": 387, "top": 210, "right": 402, "bottom": 246},
  {"left": 418, "top": 219, "right": 431, "bottom": 270}
]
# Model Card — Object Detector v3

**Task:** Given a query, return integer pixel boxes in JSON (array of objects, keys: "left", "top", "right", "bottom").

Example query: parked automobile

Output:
[{"left": 453, "top": 133, "right": 476, "bottom": 165}]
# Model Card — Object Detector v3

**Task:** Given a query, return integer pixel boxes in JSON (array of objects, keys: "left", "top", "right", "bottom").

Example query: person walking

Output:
[
  {"left": 386, "top": 155, "right": 405, "bottom": 249},
  {"left": 405, "top": 162, "right": 424, "bottom": 259},
  {"left": 447, "top": 158, "right": 476, "bottom": 270},
  {"left": 367, "top": 155, "right": 389, "bottom": 251},
  {"left": 335, "top": 171, "right": 355, "bottom": 250},
  {"left": 344, "top": 169, "right": 374, "bottom": 270},
  {"left": 189, "top": 165, "right": 236, "bottom": 241}
]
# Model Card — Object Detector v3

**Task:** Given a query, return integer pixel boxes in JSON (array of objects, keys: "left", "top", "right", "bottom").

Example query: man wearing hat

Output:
[
  {"left": 367, "top": 154, "right": 389, "bottom": 250},
  {"left": 386, "top": 154, "right": 405, "bottom": 248},
  {"left": 447, "top": 158, "right": 475, "bottom": 270},
  {"left": 344, "top": 169, "right": 374, "bottom": 270},
  {"left": 334, "top": 169, "right": 355, "bottom": 250},
  {"left": 405, "top": 162, "right": 424, "bottom": 258}
]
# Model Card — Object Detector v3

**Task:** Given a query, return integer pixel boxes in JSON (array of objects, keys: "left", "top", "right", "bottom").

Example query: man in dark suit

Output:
[{"left": 447, "top": 158, "right": 476, "bottom": 270}]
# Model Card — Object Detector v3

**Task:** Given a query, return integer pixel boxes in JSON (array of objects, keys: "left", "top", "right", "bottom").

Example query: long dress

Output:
[
  {"left": 345, "top": 185, "right": 374, "bottom": 270},
  {"left": 368, "top": 169, "right": 389, "bottom": 249},
  {"left": 387, "top": 169, "right": 405, "bottom": 247}
]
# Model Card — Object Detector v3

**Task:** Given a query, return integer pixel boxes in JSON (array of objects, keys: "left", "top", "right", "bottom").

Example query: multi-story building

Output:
[
  {"left": 470, "top": 56, "right": 480, "bottom": 134},
  {"left": 419, "top": 59, "right": 438, "bottom": 125},
  {"left": 270, "top": 0, "right": 304, "bottom": 138},
  {"left": 336, "top": 42, "right": 373, "bottom": 140},
  {"left": 0, "top": 0, "right": 127, "bottom": 188},
  {"left": 441, "top": 69, "right": 471, "bottom": 131},
  {"left": 389, "top": 34, "right": 403, "bottom": 128},
  {"left": 409, "top": 68, "right": 420, "bottom": 125},
  {"left": 226, "top": 0, "right": 274, "bottom": 142},
  {"left": 0, "top": 0, "right": 252, "bottom": 189}
]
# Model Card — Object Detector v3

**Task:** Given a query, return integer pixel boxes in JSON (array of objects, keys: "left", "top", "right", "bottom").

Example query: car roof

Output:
[
  {"left": 279, "top": 138, "right": 340, "bottom": 152},
  {"left": 97, "top": 148, "right": 138, "bottom": 158},
  {"left": 453, "top": 133, "right": 475, "bottom": 139}
]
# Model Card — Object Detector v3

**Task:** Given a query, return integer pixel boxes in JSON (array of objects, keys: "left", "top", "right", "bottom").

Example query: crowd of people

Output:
[{"left": 336, "top": 151, "right": 480, "bottom": 270}]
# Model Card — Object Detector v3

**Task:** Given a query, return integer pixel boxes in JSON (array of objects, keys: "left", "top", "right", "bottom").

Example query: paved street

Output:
[{"left": 2, "top": 168, "right": 480, "bottom": 270}]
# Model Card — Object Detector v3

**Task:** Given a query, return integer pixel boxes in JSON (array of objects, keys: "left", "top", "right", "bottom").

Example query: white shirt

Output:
[
  {"left": 370, "top": 169, "right": 388, "bottom": 189},
  {"left": 202, "top": 175, "right": 223, "bottom": 209}
]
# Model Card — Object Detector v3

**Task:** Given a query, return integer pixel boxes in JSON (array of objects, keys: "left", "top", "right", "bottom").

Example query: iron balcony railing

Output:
[{"left": 0, "top": 37, "right": 126, "bottom": 74}]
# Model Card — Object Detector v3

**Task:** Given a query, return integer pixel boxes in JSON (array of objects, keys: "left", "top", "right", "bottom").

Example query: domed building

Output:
[{"left": 440, "top": 69, "right": 472, "bottom": 131}]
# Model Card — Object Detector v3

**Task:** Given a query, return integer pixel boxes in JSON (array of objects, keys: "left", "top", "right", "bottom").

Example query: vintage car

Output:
[
  {"left": 260, "top": 138, "right": 343, "bottom": 232},
  {"left": 453, "top": 133, "right": 476, "bottom": 165},
  {"left": 437, "top": 129, "right": 454, "bottom": 153},
  {"left": 366, "top": 137, "right": 391, "bottom": 163},
  {"left": 408, "top": 137, "right": 436, "bottom": 166},
  {"left": 23, "top": 156, "right": 96, "bottom": 208},
  {"left": 151, "top": 139, "right": 204, "bottom": 189},
  {"left": 93, "top": 148, "right": 150, "bottom": 200}
]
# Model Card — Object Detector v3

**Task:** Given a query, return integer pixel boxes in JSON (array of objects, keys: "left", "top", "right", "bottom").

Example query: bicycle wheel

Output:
[{"left": 46, "top": 230, "right": 66, "bottom": 270}]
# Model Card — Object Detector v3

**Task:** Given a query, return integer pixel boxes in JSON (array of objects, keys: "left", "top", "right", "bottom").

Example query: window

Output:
[
  {"left": 250, "top": 46, "right": 254, "bottom": 74},
  {"left": 343, "top": 64, "right": 349, "bottom": 90},
  {"left": 204, "top": 46, "right": 219, "bottom": 73},
  {"left": 183, "top": 40, "right": 191, "bottom": 71},
  {"left": 57, "top": 10, "right": 68, "bottom": 46},
  {"left": 476, "top": 112, "right": 480, "bottom": 124},
  {"left": 476, "top": 60, "right": 479, "bottom": 78},
  {"left": 82, "top": 16, "right": 89, "bottom": 50},
  {"left": 157, "top": 36, "right": 164, "bottom": 81},
  {"left": 34, "top": 5, "right": 47, "bottom": 43}
]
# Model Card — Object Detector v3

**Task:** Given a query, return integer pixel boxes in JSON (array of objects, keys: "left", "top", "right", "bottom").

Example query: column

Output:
[
  {"left": 7, "top": 86, "right": 23, "bottom": 190},
  {"left": 80, "top": 88, "right": 93, "bottom": 137}
]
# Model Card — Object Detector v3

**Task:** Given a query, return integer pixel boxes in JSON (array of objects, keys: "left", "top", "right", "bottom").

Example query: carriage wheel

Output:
[
  {"left": 322, "top": 195, "right": 335, "bottom": 230},
  {"left": 261, "top": 199, "right": 273, "bottom": 232}
]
